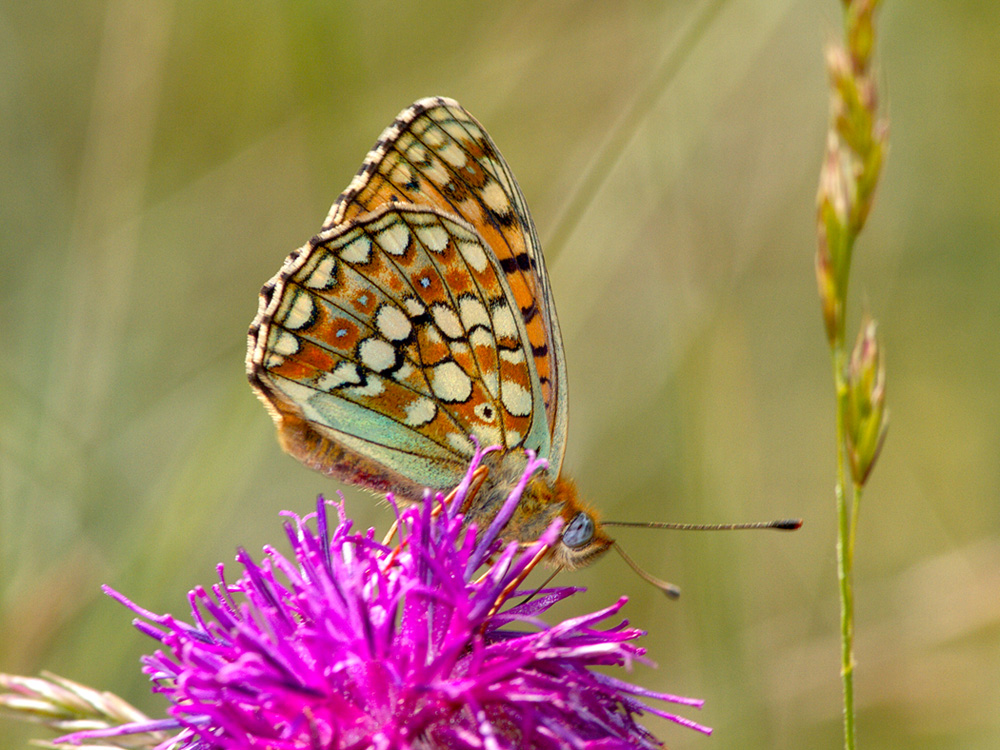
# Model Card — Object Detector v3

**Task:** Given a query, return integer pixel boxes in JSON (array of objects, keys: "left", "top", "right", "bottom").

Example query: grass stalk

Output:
[{"left": 814, "top": 2, "right": 889, "bottom": 748}]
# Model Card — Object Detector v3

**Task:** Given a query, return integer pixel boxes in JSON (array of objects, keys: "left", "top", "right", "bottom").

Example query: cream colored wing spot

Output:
[
  {"left": 404, "top": 397, "right": 437, "bottom": 427},
  {"left": 388, "top": 163, "right": 413, "bottom": 189},
  {"left": 392, "top": 360, "right": 415, "bottom": 383},
  {"left": 422, "top": 324, "right": 445, "bottom": 348},
  {"left": 281, "top": 290, "right": 315, "bottom": 331},
  {"left": 456, "top": 237, "right": 489, "bottom": 273},
  {"left": 449, "top": 341, "right": 472, "bottom": 360},
  {"left": 501, "top": 381, "right": 532, "bottom": 418},
  {"left": 417, "top": 123, "right": 445, "bottom": 149},
  {"left": 482, "top": 368, "right": 499, "bottom": 400},
  {"left": 438, "top": 141, "right": 468, "bottom": 169},
  {"left": 430, "top": 361, "right": 473, "bottom": 403},
  {"left": 415, "top": 223, "right": 449, "bottom": 253},
  {"left": 431, "top": 303, "right": 464, "bottom": 340},
  {"left": 458, "top": 297, "right": 490, "bottom": 331},
  {"left": 377, "top": 221, "right": 411, "bottom": 257},
  {"left": 407, "top": 143, "right": 428, "bottom": 164},
  {"left": 359, "top": 338, "right": 397, "bottom": 373},
  {"left": 302, "top": 253, "right": 337, "bottom": 290},
  {"left": 403, "top": 297, "right": 426, "bottom": 317},
  {"left": 317, "top": 362, "right": 362, "bottom": 391},
  {"left": 339, "top": 233, "right": 372, "bottom": 264},
  {"left": 376, "top": 305, "right": 412, "bottom": 342},
  {"left": 483, "top": 156, "right": 515, "bottom": 195},
  {"left": 491, "top": 304, "right": 518, "bottom": 340},
  {"left": 499, "top": 348, "right": 526, "bottom": 364},
  {"left": 440, "top": 119, "right": 471, "bottom": 142},
  {"left": 446, "top": 432, "right": 475, "bottom": 457},
  {"left": 468, "top": 327, "right": 492, "bottom": 350},
  {"left": 473, "top": 424, "right": 503, "bottom": 451},
  {"left": 345, "top": 374, "right": 385, "bottom": 399},
  {"left": 263, "top": 329, "right": 300, "bottom": 368},
  {"left": 423, "top": 162, "right": 451, "bottom": 188},
  {"left": 272, "top": 330, "right": 300, "bottom": 356},
  {"left": 474, "top": 402, "right": 498, "bottom": 423},
  {"left": 480, "top": 181, "right": 511, "bottom": 217}
]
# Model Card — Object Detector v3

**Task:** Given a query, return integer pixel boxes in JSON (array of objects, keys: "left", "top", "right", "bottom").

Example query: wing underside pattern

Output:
[{"left": 249, "top": 205, "right": 550, "bottom": 491}]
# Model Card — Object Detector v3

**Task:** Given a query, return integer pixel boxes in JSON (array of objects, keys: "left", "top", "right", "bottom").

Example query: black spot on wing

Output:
[
  {"left": 521, "top": 300, "right": 539, "bottom": 324},
  {"left": 487, "top": 206, "right": 518, "bottom": 228},
  {"left": 499, "top": 252, "right": 535, "bottom": 273}
]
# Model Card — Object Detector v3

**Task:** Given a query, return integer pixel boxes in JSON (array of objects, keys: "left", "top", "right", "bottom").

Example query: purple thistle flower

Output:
[{"left": 58, "top": 447, "right": 710, "bottom": 749}]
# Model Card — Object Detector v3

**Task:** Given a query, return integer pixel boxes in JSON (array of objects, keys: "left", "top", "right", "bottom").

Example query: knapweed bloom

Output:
[{"left": 59, "top": 448, "right": 710, "bottom": 749}]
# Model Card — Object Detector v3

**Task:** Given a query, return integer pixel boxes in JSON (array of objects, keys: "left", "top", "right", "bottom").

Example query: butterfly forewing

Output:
[{"left": 323, "top": 97, "right": 568, "bottom": 475}]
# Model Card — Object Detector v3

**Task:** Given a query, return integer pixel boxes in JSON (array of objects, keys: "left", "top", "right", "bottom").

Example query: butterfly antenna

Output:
[
  {"left": 603, "top": 518, "right": 803, "bottom": 531},
  {"left": 612, "top": 542, "right": 681, "bottom": 599}
]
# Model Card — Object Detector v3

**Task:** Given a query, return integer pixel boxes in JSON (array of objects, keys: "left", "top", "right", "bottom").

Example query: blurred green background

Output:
[{"left": 2, "top": 1, "right": 998, "bottom": 748}]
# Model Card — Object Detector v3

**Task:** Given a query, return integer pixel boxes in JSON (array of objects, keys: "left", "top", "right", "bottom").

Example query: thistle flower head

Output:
[{"left": 57, "top": 446, "right": 710, "bottom": 749}]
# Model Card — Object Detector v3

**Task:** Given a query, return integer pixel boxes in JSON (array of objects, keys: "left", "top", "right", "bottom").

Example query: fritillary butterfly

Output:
[{"left": 247, "top": 97, "right": 611, "bottom": 569}]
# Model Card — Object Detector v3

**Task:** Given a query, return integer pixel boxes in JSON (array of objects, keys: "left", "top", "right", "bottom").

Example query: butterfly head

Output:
[
  {"left": 540, "top": 476, "right": 614, "bottom": 570},
  {"left": 555, "top": 508, "right": 614, "bottom": 569}
]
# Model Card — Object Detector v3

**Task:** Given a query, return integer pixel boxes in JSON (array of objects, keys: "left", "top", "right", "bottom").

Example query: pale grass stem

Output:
[{"left": 815, "top": 2, "right": 889, "bottom": 749}]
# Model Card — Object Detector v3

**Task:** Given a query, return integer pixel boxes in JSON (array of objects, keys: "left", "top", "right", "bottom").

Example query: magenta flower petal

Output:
[{"left": 58, "top": 447, "right": 710, "bottom": 749}]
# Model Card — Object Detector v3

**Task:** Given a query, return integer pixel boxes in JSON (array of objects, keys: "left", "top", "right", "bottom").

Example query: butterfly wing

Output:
[
  {"left": 248, "top": 98, "right": 569, "bottom": 499},
  {"left": 325, "top": 97, "right": 569, "bottom": 477},
  {"left": 248, "top": 203, "right": 552, "bottom": 500}
]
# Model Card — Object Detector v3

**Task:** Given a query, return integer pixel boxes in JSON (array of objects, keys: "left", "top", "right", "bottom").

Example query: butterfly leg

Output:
[
  {"left": 382, "top": 465, "right": 491, "bottom": 566},
  {"left": 484, "top": 541, "right": 554, "bottom": 619},
  {"left": 450, "top": 465, "right": 490, "bottom": 516},
  {"left": 381, "top": 518, "right": 402, "bottom": 547}
]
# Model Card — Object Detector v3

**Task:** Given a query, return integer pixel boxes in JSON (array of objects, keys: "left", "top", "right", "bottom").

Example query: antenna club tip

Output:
[
  {"left": 775, "top": 519, "right": 804, "bottom": 530},
  {"left": 664, "top": 586, "right": 681, "bottom": 600}
]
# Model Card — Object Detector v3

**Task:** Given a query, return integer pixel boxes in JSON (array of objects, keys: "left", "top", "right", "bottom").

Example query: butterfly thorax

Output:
[{"left": 472, "top": 451, "right": 613, "bottom": 571}]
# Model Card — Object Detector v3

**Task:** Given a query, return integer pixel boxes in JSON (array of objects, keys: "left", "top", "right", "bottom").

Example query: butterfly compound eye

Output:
[{"left": 562, "top": 512, "right": 595, "bottom": 549}]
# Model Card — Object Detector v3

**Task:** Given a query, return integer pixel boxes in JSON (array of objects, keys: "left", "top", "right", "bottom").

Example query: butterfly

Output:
[{"left": 246, "top": 97, "right": 612, "bottom": 570}]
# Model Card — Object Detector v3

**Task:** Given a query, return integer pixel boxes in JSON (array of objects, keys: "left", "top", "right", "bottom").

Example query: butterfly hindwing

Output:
[{"left": 248, "top": 203, "right": 551, "bottom": 498}]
